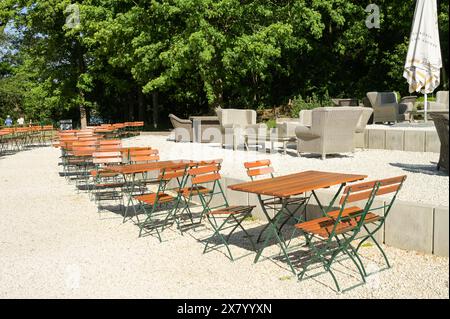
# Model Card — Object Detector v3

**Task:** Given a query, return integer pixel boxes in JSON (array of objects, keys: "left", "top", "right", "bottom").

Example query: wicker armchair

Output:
[
  {"left": 364, "top": 92, "right": 415, "bottom": 123},
  {"left": 428, "top": 91, "right": 449, "bottom": 111},
  {"left": 429, "top": 112, "right": 449, "bottom": 172},
  {"left": 168, "top": 114, "right": 193, "bottom": 142},
  {"left": 215, "top": 108, "right": 267, "bottom": 149},
  {"left": 295, "top": 107, "right": 362, "bottom": 159}
]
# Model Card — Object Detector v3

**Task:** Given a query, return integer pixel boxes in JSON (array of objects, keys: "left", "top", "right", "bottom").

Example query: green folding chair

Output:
[
  {"left": 135, "top": 163, "right": 189, "bottom": 241},
  {"left": 351, "top": 175, "right": 407, "bottom": 270},
  {"left": 295, "top": 175, "right": 406, "bottom": 291},
  {"left": 90, "top": 151, "right": 126, "bottom": 214},
  {"left": 188, "top": 163, "right": 257, "bottom": 261},
  {"left": 175, "top": 159, "right": 224, "bottom": 228}
]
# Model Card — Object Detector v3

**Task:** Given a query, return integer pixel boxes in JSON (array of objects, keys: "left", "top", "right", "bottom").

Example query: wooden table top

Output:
[
  {"left": 228, "top": 170, "right": 367, "bottom": 197},
  {"left": 94, "top": 129, "right": 115, "bottom": 133},
  {"left": 189, "top": 116, "right": 219, "bottom": 121},
  {"left": 70, "top": 150, "right": 96, "bottom": 157},
  {"left": 105, "top": 159, "right": 220, "bottom": 175}
]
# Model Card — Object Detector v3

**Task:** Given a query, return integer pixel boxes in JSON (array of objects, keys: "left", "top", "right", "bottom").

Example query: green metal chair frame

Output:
[
  {"left": 90, "top": 151, "right": 126, "bottom": 214},
  {"left": 189, "top": 163, "right": 257, "bottom": 261},
  {"left": 67, "top": 141, "right": 99, "bottom": 186},
  {"left": 296, "top": 181, "right": 379, "bottom": 291},
  {"left": 176, "top": 159, "right": 224, "bottom": 229},
  {"left": 244, "top": 159, "right": 310, "bottom": 243},
  {"left": 295, "top": 175, "right": 406, "bottom": 292},
  {"left": 135, "top": 163, "right": 190, "bottom": 241},
  {"left": 352, "top": 175, "right": 407, "bottom": 271}
]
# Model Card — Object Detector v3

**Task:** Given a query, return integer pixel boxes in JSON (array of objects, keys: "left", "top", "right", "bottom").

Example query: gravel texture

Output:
[{"left": 0, "top": 142, "right": 448, "bottom": 299}]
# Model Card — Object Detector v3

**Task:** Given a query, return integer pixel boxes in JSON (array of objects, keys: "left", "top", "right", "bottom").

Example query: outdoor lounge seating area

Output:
[{"left": 167, "top": 92, "right": 448, "bottom": 167}]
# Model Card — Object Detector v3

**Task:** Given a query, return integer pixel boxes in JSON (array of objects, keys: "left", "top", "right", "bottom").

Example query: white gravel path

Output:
[{"left": 0, "top": 143, "right": 448, "bottom": 298}]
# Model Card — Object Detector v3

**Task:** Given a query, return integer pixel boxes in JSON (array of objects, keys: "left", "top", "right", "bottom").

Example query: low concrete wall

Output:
[
  {"left": 356, "top": 127, "right": 441, "bottom": 153},
  {"left": 223, "top": 176, "right": 449, "bottom": 257}
]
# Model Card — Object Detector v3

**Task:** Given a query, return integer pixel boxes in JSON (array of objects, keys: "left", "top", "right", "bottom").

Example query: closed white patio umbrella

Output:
[{"left": 403, "top": 0, "right": 442, "bottom": 122}]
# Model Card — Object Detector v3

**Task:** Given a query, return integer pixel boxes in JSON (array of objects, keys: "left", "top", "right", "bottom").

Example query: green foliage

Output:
[
  {"left": 290, "top": 91, "right": 332, "bottom": 117},
  {"left": 265, "top": 118, "right": 277, "bottom": 129}
]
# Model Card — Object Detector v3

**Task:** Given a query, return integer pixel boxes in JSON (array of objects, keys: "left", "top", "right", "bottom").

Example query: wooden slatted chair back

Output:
[
  {"left": 71, "top": 147, "right": 96, "bottom": 157},
  {"left": 194, "top": 159, "right": 223, "bottom": 167},
  {"left": 130, "top": 149, "right": 160, "bottom": 163},
  {"left": 58, "top": 129, "right": 78, "bottom": 134},
  {"left": 112, "top": 123, "right": 125, "bottom": 129},
  {"left": 159, "top": 164, "right": 189, "bottom": 181},
  {"left": 76, "top": 131, "right": 94, "bottom": 137},
  {"left": 132, "top": 121, "right": 144, "bottom": 127},
  {"left": 99, "top": 139, "right": 121, "bottom": 147},
  {"left": 119, "top": 146, "right": 151, "bottom": 162},
  {"left": 189, "top": 163, "right": 221, "bottom": 185},
  {"left": 92, "top": 151, "right": 122, "bottom": 165},
  {"left": 340, "top": 175, "right": 407, "bottom": 205},
  {"left": 72, "top": 140, "right": 99, "bottom": 148},
  {"left": 72, "top": 146, "right": 96, "bottom": 152},
  {"left": 58, "top": 137, "right": 79, "bottom": 150},
  {"left": 243, "top": 159, "right": 274, "bottom": 180}
]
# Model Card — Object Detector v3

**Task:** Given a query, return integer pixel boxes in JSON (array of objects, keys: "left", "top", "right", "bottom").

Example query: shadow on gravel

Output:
[{"left": 389, "top": 162, "right": 447, "bottom": 176}]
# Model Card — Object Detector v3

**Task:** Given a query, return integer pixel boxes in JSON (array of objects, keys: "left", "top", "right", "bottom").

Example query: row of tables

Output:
[{"left": 104, "top": 159, "right": 367, "bottom": 273}]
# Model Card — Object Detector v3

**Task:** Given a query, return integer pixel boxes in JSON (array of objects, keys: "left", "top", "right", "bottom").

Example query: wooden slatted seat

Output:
[
  {"left": 90, "top": 170, "right": 120, "bottom": 178},
  {"left": 177, "top": 185, "right": 211, "bottom": 196},
  {"left": 327, "top": 208, "right": 381, "bottom": 223},
  {"left": 208, "top": 205, "right": 256, "bottom": 215},
  {"left": 134, "top": 193, "right": 177, "bottom": 205},
  {"left": 296, "top": 206, "right": 381, "bottom": 238},
  {"left": 94, "top": 182, "right": 126, "bottom": 188},
  {"left": 177, "top": 159, "right": 223, "bottom": 198}
]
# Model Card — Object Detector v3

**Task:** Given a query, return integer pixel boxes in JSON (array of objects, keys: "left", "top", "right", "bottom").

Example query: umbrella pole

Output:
[{"left": 424, "top": 93, "right": 428, "bottom": 123}]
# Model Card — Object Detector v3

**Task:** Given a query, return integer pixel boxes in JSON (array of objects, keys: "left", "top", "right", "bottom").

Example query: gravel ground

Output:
[
  {"left": 0, "top": 142, "right": 448, "bottom": 299},
  {"left": 127, "top": 134, "right": 449, "bottom": 206}
]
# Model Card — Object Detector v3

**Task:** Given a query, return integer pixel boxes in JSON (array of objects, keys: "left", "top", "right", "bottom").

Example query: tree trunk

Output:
[
  {"left": 152, "top": 92, "right": 159, "bottom": 129},
  {"left": 79, "top": 104, "right": 87, "bottom": 129},
  {"left": 128, "top": 96, "right": 134, "bottom": 121},
  {"left": 79, "top": 90, "right": 87, "bottom": 129},
  {"left": 138, "top": 88, "right": 145, "bottom": 121},
  {"left": 74, "top": 40, "right": 88, "bottom": 129},
  {"left": 211, "top": 78, "right": 224, "bottom": 109}
]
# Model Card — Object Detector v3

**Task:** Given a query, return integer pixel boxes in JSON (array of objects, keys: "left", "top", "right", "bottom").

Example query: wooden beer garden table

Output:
[{"left": 228, "top": 170, "right": 367, "bottom": 274}]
